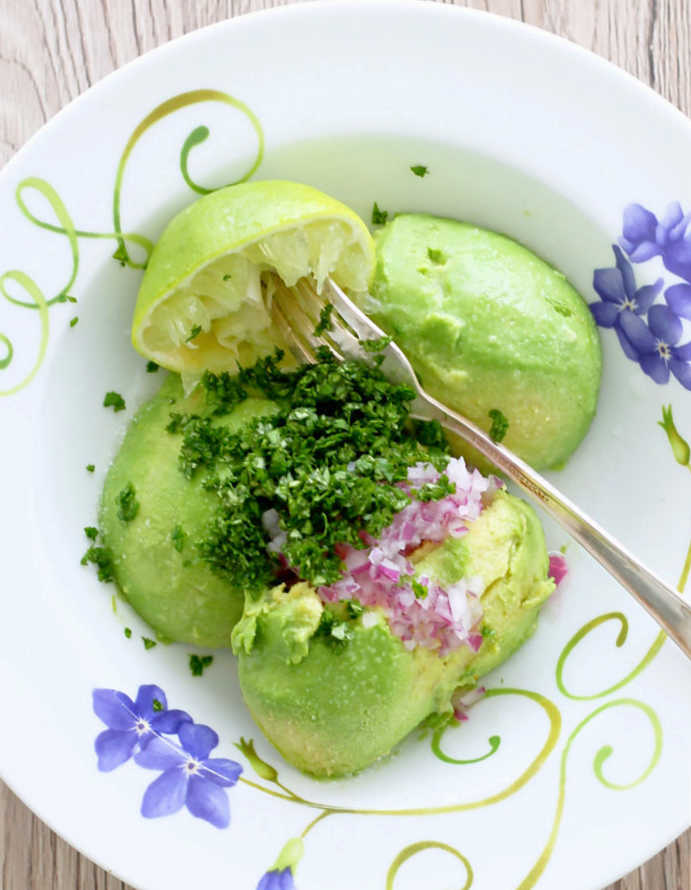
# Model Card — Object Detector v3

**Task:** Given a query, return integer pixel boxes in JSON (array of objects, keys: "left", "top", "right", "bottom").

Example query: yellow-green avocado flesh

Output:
[
  {"left": 100, "top": 374, "right": 278, "bottom": 647},
  {"left": 368, "top": 214, "right": 602, "bottom": 469},
  {"left": 233, "top": 490, "right": 554, "bottom": 778}
]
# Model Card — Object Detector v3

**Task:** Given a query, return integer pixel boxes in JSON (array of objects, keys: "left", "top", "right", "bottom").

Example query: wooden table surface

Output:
[{"left": 0, "top": 0, "right": 689, "bottom": 888}]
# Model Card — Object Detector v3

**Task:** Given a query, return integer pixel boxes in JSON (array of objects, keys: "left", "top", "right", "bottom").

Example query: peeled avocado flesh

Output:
[
  {"left": 233, "top": 490, "right": 554, "bottom": 777},
  {"left": 368, "top": 214, "right": 602, "bottom": 470},
  {"left": 100, "top": 374, "right": 278, "bottom": 647}
]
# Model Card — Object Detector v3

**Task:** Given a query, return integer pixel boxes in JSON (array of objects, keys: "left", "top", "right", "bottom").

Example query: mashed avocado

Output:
[
  {"left": 368, "top": 214, "right": 602, "bottom": 469},
  {"left": 233, "top": 491, "right": 553, "bottom": 777}
]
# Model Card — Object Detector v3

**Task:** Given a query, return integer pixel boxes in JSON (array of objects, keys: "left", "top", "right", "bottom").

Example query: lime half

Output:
[{"left": 132, "top": 180, "right": 375, "bottom": 373}]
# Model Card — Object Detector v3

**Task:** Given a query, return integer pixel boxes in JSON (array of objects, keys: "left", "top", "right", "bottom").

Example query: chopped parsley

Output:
[
  {"left": 86, "top": 463, "right": 95, "bottom": 473},
  {"left": 361, "top": 335, "right": 392, "bottom": 354},
  {"left": 488, "top": 408, "right": 509, "bottom": 444},
  {"left": 222, "top": 273, "right": 232, "bottom": 281},
  {"left": 142, "top": 637, "right": 157, "bottom": 650},
  {"left": 84, "top": 526, "right": 99, "bottom": 540},
  {"left": 103, "top": 391, "right": 126, "bottom": 412},
  {"left": 116, "top": 483, "right": 140, "bottom": 522},
  {"left": 81, "top": 546, "right": 115, "bottom": 583},
  {"left": 481, "top": 624, "right": 496, "bottom": 640},
  {"left": 124, "top": 627, "right": 132, "bottom": 639},
  {"left": 146, "top": 360, "right": 159, "bottom": 373},
  {"left": 199, "top": 370, "right": 247, "bottom": 416},
  {"left": 427, "top": 247, "right": 446, "bottom": 264},
  {"left": 171, "top": 525, "right": 186, "bottom": 552},
  {"left": 167, "top": 349, "right": 449, "bottom": 594},
  {"left": 371, "top": 202, "right": 388, "bottom": 226},
  {"left": 346, "top": 599, "right": 364, "bottom": 619},
  {"left": 410, "top": 164, "right": 429, "bottom": 177},
  {"left": 186, "top": 325, "right": 202, "bottom": 342},
  {"left": 69, "top": 316, "right": 79, "bottom": 328},
  {"left": 189, "top": 654, "right": 214, "bottom": 676},
  {"left": 315, "top": 608, "right": 352, "bottom": 651},
  {"left": 314, "top": 303, "right": 334, "bottom": 336},
  {"left": 411, "top": 578, "right": 429, "bottom": 599},
  {"left": 152, "top": 698, "right": 163, "bottom": 711}
]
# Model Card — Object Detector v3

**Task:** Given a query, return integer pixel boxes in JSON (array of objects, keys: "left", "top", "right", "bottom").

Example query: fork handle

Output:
[{"left": 419, "top": 392, "right": 691, "bottom": 659}]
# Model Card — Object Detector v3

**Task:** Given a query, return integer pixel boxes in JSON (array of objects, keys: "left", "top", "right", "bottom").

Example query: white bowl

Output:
[{"left": 1, "top": 3, "right": 690, "bottom": 889}]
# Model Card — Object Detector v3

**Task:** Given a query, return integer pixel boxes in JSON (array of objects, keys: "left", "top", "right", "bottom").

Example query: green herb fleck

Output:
[
  {"left": 200, "top": 370, "right": 247, "bottom": 416},
  {"left": 86, "top": 463, "right": 95, "bottom": 473},
  {"left": 69, "top": 316, "right": 79, "bottom": 328},
  {"left": 361, "top": 335, "right": 392, "bottom": 353},
  {"left": 124, "top": 627, "right": 132, "bottom": 639},
  {"left": 142, "top": 637, "right": 157, "bottom": 650},
  {"left": 171, "top": 525, "right": 186, "bottom": 552},
  {"left": 427, "top": 247, "right": 446, "bottom": 264},
  {"left": 488, "top": 408, "right": 509, "bottom": 443},
  {"left": 81, "top": 546, "right": 115, "bottom": 583},
  {"left": 189, "top": 654, "right": 214, "bottom": 676},
  {"left": 314, "top": 303, "right": 334, "bottom": 336},
  {"left": 315, "top": 608, "right": 352, "bottom": 651},
  {"left": 410, "top": 164, "right": 429, "bottom": 178},
  {"left": 371, "top": 202, "right": 388, "bottom": 226},
  {"left": 222, "top": 273, "right": 232, "bottom": 281},
  {"left": 411, "top": 578, "right": 429, "bottom": 599},
  {"left": 152, "top": 698, "right": 163, "bottom": 712},
  {"left": 66, "top": 295, "right": 77, "bottom": 303},
  {"left": 146, "top": 360, "right": 159, "bottom": 373},
  {"left": 84, "top": 526, "right": 99, "bottom": 541},
  {"left": 186, "top": 325, "right": 202, "bottom": 343},
  {"left": 481, "top": 624, "right": 496, "bottom": 640},
  {"left": 103, "top": 391, "right": 126, "bottom": 412},
  {"left": 116, "top": 482, "right": 140, "bottom": 522},
  {"left": 346, "top": 599, "right": 364, "bottom": 619}
]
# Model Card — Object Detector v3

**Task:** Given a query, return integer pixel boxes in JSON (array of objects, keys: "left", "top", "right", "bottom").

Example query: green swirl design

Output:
[
  {"left": 556, "top": 535, "right": 690, "bottom": 701},
  {"left": 515, "top": 698, "right": 662, "bottom": 890},
  {"left": 239, "top": 688, "right": 561, "bottom": 817},
  {"left": 431, "top": 722, "right": 501, "bottom": 765},
  {"left": 0, "top": 88, "right": 264, "bottom": 397},
  {"left": 386, "top": 841, "right": 473, "bottom": 890},
  {"left": 112, "top": 88, "right": 264, "bottom": 267},
  {"left": 0, "top": 270, "right": 49, "bottom": 396}
]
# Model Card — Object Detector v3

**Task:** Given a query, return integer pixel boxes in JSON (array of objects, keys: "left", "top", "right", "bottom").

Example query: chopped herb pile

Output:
[
  {"left": 371, "top": 202, "right": 388, "bottom": 226},
  {"left": 410, "top": 164, "right": 429, "bottom": 177},
  {"left": 166, "top": 349, "right": 449, "bottom": 594},
  {"left": 189, "top": 654, "right": 214, "bottom": 676},
  {"left": 116, "top": 482, "right": 140, "bottom": 522},
  {"left": 103, "top": 391, "right": 126, "bottom": 412},
  {"left": 488, "top": 408, "right": 509, "bottom": 444}
]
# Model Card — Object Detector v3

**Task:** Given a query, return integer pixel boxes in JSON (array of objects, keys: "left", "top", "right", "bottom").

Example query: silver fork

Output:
[{"left": 270, "top": 275, "right": 691, "bottom": 660}]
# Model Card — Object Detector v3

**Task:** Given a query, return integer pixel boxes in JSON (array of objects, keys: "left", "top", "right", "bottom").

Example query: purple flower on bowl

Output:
[
  {"left": 135, "top": 722, "right": 242, "bottom": 828},
  {"left": 620, "top": 201, "right": 691, "bottom": 282},
  {"left": 591, "top": 245, "right": 663, "bottom": 334},
  {"left": 257, "top": 867, "right": 296, "bottom": 890},
  {"left": 618, "top": 305, "right": 691, "bottom": 388},
  {"left": 93, "top": 684, "right": 191, "bottom": 771}
]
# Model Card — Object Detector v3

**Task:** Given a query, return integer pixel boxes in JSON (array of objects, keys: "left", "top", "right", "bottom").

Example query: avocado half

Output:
[
  {"left": 232, "top": 490, "right": 554, "bottom": 777},
  {"left": 99, "top": 374, "right": 278, "bottom": 647},
  {"left": 368, "top": 214, "right": 602, "bottom": 470}
]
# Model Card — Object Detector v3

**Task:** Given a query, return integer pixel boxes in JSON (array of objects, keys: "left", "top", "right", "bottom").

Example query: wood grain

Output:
[{"left": 0, "top": 1, "right": 689, "bottom": 888}]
